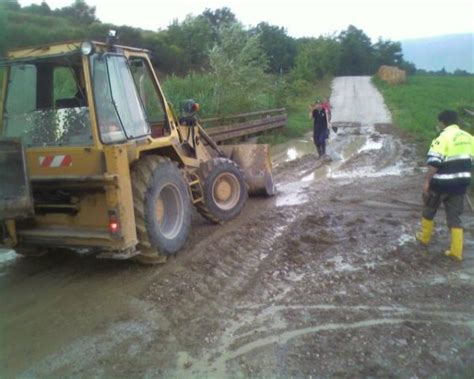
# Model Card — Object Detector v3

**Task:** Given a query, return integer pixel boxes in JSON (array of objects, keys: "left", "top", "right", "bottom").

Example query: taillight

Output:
[{"left": 108, "top": 210, "right": 121, "bottom": 237}]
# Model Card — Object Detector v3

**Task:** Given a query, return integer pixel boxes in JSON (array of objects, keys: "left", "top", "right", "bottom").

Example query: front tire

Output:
[
  {"left": 196, "top": 158, "right": 248, "bottom": 224},
  {"left": 131, "top": 156, "right": 191, "bottom": 264}
]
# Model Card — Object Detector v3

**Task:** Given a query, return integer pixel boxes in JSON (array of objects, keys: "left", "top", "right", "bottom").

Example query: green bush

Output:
[
  {"left": 161, "top": 72, "right": 279, "bottom": 119},
  {"left": 162, "top": 71, "right": 332, "bottom": 144},
  {"left": 161, "top": 73, "right": 216, "bottom": 118},
  {"left": 259, "top": 76, "right": 332, "bottom": 144}
]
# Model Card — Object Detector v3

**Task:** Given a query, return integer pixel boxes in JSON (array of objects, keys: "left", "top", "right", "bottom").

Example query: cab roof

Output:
[{"left": 5, "top": 40, "right": 150, "bottom": 62}]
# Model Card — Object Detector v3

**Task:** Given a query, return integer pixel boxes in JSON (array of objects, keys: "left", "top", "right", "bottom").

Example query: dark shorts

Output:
[{"left": 422, "top": 191, "right": 464, "bottom": 228}]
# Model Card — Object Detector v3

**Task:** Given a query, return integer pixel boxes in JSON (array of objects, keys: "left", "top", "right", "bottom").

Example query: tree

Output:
[
  {"left": 22, "top": 1, "right": 51, "bottom": 16},
  {"left": 252, "top": 22, "right": 297, "bottom": 74},
  {"left": 337, "top": 25, "right": 375, "bottom": 75},
  {"left": 165, "top": 15, "right": 214, "bottom": 73},
  {"left": 0, "top": 0, "right": 20, "bottom": 11},
  {"left": 292, "top": 36, "right": 341, "bottom": 82},
  {"left": 200, "top": 7, "right": 237, "bottom": 41},
  {"left": 55, "top": 0, "right": 96, "bottom": 24},
  {"left": 437, "top": 67, "right": 448, "bottom": 76},
  {"left": 400, "top": 60, "right": 417, "bottom": 75},
  {"left": 209, "top": 24, "right": 269, "bottom": 114},
  {"left": 453, "top": 69, "right": 472, "bottom": 77},
  {"left": 373, "top": 38, "right": 403, "bottom": 67}
]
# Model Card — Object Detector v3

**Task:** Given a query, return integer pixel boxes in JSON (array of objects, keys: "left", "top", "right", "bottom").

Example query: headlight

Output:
[{"left": 80, "top": 41, "right": 95, "bottom": 56}]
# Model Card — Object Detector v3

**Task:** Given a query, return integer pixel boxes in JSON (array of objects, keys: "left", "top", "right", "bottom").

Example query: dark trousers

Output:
[
  {"left": 313, "top": 127, "right": 328, "bottom": 156},
  {"left": 422, "top": 191, "right": 464, "bottom": 228}
]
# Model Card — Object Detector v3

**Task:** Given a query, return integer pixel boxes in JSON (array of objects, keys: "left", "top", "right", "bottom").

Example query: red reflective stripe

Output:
[
  {"left": 41, "top": 156, "right": 54, "bottom": 167},
  {"left": 61, "top": 155, "right": 72, "bottom": 167}
]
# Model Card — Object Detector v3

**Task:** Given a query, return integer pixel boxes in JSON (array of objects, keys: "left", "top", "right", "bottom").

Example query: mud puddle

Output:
[
  {"left": 271, "top": 122, "right": 414, "bottom": 206},
  {"left": 0, "top": 249, "right": 18, "bottom": 277},
  {"left": 271, "top": 137, "right": 316, "bottom": 167},
  {"left": 0, "top": 249, "right": 16, "bottom": 264}
]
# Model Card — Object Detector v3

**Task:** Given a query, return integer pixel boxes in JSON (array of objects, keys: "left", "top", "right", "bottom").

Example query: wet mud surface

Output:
[{"left": 1, "top": 76, "right": 473, "bottom": 377}]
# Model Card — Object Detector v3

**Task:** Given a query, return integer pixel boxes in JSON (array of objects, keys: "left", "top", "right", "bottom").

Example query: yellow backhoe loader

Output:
[{"left": 0, "top": 35, "right": 275, "bottom": 264}]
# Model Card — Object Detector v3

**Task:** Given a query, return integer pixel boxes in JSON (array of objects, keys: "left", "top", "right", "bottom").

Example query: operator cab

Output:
[{"left": 1, "top": 40, "right": 171, "bottom": 148}]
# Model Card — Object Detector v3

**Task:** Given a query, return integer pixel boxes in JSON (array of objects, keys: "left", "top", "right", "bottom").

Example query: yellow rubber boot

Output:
[
  {"left": 416, "top": 218, "right": 434, "bottom": 245},
  {"left": 445, "top": 228, "right": 463, "bottom": 261}
]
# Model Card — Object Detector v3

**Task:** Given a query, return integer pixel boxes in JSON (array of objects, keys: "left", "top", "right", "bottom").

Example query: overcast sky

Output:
[{"left": 18, "top": 0, "right": 474, "bottom": 41}]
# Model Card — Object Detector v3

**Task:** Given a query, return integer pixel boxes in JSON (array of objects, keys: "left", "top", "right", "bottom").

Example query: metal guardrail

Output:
[
  {"left": 464, "top": 108, "right": 474, "bottom": 116},
  {"left": 201, "top": 108, "right": 287, "bottom": 142}
]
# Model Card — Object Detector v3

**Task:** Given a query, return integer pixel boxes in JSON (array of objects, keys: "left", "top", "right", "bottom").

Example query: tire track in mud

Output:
[
  {"left": 189, "top": 209, "right": 300, "bottom": 301},
  {"left": 152, "top": 197, "right": 422, "bottom": 377},
  {"left": 186, "top": 229, "right": 474, "bottom": 378},
  {"left": 219, "top": 318, "right": 474, "bottom": 365}
]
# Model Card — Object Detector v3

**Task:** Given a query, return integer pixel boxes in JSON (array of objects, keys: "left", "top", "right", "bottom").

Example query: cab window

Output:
[
  {"left": 129, "top": 58, "right": 166, "bottom": 125},
  {"left": 91, "top": 54, "right": 149, "bottom": 143},
  {"left": 2, "top": 56, "right": 93, "bottom": 147}
]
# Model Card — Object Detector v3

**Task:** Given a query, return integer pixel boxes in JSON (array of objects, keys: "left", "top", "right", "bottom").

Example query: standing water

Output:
[{"left": 0, "top": 248, "right": 18, "bottom": 268}]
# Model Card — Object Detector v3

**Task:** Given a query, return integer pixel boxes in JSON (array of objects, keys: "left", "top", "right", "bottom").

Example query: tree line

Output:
[{"left": 0, "top": 0, "right": 416, "bottom": 79}]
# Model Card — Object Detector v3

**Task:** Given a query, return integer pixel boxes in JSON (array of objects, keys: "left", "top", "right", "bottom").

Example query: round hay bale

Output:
[{"left": 378, "top": 65, "right": 406, "bottom": 84}]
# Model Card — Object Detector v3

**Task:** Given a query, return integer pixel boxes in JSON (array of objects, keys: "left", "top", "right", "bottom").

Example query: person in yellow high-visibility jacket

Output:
[{"left": 416, "top": 110, "right": 474, "bottom": 261}]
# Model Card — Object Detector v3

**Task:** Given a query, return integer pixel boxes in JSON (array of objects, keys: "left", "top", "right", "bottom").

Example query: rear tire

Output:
[
  {"left": 131, "top": 156, "right": 191, "bottom": 264},
  {"left": 196, "top": 158, "right": 248, "bottom": 224}
]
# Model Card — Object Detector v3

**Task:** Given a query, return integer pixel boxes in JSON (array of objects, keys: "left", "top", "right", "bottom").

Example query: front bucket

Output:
[{"left": 220, "top": 144, "right": 275, "bottom": 196}]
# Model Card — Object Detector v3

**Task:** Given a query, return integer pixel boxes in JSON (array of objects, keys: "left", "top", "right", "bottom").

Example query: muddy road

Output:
[{"left": 1, "top": 76, "right": 473, "bottom": 378}]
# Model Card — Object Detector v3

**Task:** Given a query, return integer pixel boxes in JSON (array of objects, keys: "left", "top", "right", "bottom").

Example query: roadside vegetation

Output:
[
  {"left": 0, "top": 0, "right": 412, "bottom": 143},
  {"left": 257, "top": 77, "right": 332, "bottom": 144},
  {"left": 374, "top": 75, "right": 474, "bottom": 145}
]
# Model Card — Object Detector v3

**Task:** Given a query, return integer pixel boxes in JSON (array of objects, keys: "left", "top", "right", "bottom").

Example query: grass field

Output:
[{"left": 374, "top": 75, "right": 474, "bottom": 146}]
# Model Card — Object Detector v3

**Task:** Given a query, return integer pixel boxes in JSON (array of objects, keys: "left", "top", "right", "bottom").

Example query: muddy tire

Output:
[
  {"left": 196, "top": 157, "right": 248, "bottom": 224},
  {"left": 131, "top": 156, "right": 191, "bottom": 264}
]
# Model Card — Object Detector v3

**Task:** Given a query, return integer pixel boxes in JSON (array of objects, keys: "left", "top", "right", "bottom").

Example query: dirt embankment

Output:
[{"left": 1, "top": 76, "right": 473, "bottom": 378}]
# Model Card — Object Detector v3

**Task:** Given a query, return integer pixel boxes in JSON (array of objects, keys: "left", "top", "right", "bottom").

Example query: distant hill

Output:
[{"left": 401, "top": 33, "right": 474, "bottom": 73}]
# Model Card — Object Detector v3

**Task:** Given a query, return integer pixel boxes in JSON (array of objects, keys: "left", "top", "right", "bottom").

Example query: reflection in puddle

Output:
[
  {"left": 301, "top": 172, "right": 315, "bottom": 182},
  {"left": 328, "top": 162, "right": 407, "bottom": 179},
  {"left": 429, "top": 275, "right": 447, "bottom": 285},
  {"left": 326, "top": 255, "right": 359, "bottom": 272},
  {"left": 286, "top": 148, "right": 298, "bottom": 160},
  {"left": 275, "top": 182, "right": 309, "bottom": 207},
  {"left": 271, "top": 130, "right": 370, "bottom": 167},
  {"left": 358, "top": 138, "right": 383, "bottom": 153},
  {"left": 271, "top": 134, "right": 315, "bottom": 166},
  {"left": 0, "top": 249, "right": 17, "bottom": 265},
  {"left": 287, "top": 271, "right": 305, "bottom": 282},
  {"left": 428, "top": 271, "right": 474, "bottom": 285},
  {"left": 398, "top": 233, "right": 416, "bottom": 246},
  {"left": 336, "top": 136, "right": 366, "bottom": 161}
]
